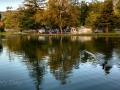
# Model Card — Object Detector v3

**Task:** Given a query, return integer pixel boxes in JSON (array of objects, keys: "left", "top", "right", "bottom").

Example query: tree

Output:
[
  {"left": 115, "top": 0, "right": 120, "bottom": 14},
  {"left": 45, "top": 0, "right": 80, "bottom": 34},
  {"left": 85, "top": 0, "right": 103, "bottom": 28},
  {"left": 17, "top": 6, "right": 36, "bottom": 30},
  {"left": 94, "top": 0, "right": 116, "bottom": 32},
  {"left": 115, "top": 0, "right": 120, "bottom": 29},
  {"left": 3, "top": 10, "right": 20, "bottom": 30},
  {"left": 15, "top": 0, "right": 48, "bottom": 30},
  {"left": 35, "top": 9, "right": 47, "bottom": 27},
  {"left": 79, "top": 1, "right": 89, "bottom": 26}
]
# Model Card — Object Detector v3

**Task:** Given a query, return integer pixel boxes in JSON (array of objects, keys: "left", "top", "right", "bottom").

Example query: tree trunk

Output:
[
  {"left": 105, "top": 23, "right": 108, "bottom": 33},
  {"left": 60, "top": 25, "right": 62, "bottom": 34},
  {"left": 60, "top": 11, "right": 62, "bottom": 34}
]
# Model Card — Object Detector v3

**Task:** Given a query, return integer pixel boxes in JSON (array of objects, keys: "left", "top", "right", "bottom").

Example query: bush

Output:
[{"left": 0, "top": 26, "right": 5, "bottom": 32}]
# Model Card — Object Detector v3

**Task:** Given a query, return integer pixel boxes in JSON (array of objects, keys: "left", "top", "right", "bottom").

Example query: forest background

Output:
[{"left": 1, "top": 0, "right": 120, "bottom": 33}]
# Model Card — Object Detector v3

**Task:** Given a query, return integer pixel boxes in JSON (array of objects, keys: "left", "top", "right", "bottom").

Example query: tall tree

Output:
[
  {"left": 16, "top": 0, "right": 47, "bottom": 30},
  {"left": 45, "top": 0, "right": 80, "bottom": 34},
  {"left": 115, "top": 0, "right": 120, "bottom": 14},
  {"left": 17, "top": 6, "right": 36, "bottom": 30},
  {"left": 3, "top": 10, "right": 20, "bottom": 30},
  {"left": 85, "top": 0, "right": 103, "bottom": 28},
  {"left": 35, "top": 9, "right": 48, "bottom": 27},
  {"left": 115, "top": 0, "right": 120, "bottom": 28},
  {"left": 79, "top": 1, "right": 89, "bottom": 26},
  {"left": 94, "top": 0, "right": 116, "bottom": 32}
]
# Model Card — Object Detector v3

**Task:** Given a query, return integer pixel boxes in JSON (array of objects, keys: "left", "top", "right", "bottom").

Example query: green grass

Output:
[{"left": 1, "top": 32, "right": 120, "bottom": 37}]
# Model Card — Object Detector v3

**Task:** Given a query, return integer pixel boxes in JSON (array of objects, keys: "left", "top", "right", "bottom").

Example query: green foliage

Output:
[
  {"left": 115, "top": 0, "right": 120, "bottom": 14},
  {"left": 79, "top": 1, "right": 89, "bottom": 26},
  {"left": 3, "top": 10, "right": 20, "bottom": 30},
  {"left": 85, "top": 0, "right": 103, "bottom": 28},
  {"left": 18, "top": 7, "right": 36, "bottom": 30},
  {"left": 2, "top": 0, "right": 120, "bottom": 33},
  {"left": 40, "top": 0, "right": 80, "bottom": 33},
  {"left": 93, "top": 0, "right": 117, "bottom": 32}
]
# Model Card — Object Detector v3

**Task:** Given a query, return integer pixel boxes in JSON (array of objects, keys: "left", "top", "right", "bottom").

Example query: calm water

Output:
[{"left": 0, "top": 35, "right": 120, "bottom": 90}]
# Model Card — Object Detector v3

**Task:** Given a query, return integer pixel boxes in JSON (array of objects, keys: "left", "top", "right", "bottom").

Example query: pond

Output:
[{"left": 0, "top": 35, "right": 120, "bottom": 90}]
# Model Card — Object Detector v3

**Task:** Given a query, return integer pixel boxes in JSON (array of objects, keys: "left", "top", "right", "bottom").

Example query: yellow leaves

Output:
[{"left": 3, "top": 11, "right": 20, "bottom": 30}]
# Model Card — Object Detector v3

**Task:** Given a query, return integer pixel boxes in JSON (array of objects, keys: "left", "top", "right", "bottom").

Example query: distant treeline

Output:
[{"left": 1, "top": 0, "right": 120, "bottom": 33}]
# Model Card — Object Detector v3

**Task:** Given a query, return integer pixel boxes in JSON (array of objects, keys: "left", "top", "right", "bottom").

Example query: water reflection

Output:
[
  {"left": 0, "top": 35, "right": 3, "bottom": 54},
  {"left": 0, "top": 44, "right": 3, "bottom": 54},
  {"left": 71, "top": 36, "right": 92, "bottom": 42},
  {"left": 28, "top": 59, "right": 46, "bottom": 90},
  {"left": 1, "top": 35, "right": 120, "bottom": 89}
]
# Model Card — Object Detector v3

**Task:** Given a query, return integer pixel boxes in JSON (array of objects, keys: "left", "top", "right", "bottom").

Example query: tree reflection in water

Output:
[
  {"left": 29, "top": 59, "right": 46, "bottom": 90},
  {"left": 3, "top": 35, "right": 120, "bottom": 89},
  {"left": 0, "top": 35, "right": 3, "bottom": 55},
  {"left": 0, "top": 44, "right": 3, "bottom": 54}
]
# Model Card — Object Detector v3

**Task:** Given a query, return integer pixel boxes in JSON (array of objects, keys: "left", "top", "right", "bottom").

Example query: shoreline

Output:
[{"left": 1, "top": 32, "right": 120, "bottom": 37}]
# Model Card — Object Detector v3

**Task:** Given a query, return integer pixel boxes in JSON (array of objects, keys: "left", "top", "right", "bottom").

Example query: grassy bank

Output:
[
  {"left": 15, "top": 33, "right": 120, "bottom": 37},
  {"left": 1, "top": 32, "right": 120, "bottom": 37}
]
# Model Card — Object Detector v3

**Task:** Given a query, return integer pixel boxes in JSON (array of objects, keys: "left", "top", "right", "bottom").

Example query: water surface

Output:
[{"left": 0, "top": 35, "right": 120, "bottom": 90}]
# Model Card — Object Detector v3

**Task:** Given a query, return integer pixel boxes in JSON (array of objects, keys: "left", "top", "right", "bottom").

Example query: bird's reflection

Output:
[
  {"left": 102, "top": 60, "right": 112, "bottom": 74},
  {"left": 102, "top": 60, "right": 108, "bottom": 69}
]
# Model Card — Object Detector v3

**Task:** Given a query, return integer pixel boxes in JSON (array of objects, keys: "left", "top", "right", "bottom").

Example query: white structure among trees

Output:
[{"left": 71, "top": 26, "right": 92, "bottom": 34}]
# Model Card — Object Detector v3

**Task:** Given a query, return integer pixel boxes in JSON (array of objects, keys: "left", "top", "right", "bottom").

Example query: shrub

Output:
[{"left": 0, "top": 26, "right": 5, "bottom": 32}]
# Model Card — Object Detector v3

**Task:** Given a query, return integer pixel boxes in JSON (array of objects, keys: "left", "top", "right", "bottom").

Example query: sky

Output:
[
  {"left": 0, "top": 0, "right": 104, "bottom": 11},
  {"left": 0, "top": 0, "right": 24, "bottom": 11}
]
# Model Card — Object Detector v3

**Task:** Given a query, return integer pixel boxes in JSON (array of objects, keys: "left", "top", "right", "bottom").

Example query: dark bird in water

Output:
[{"left": 102, "top": 60, "right": 108, "bottom": 69}]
